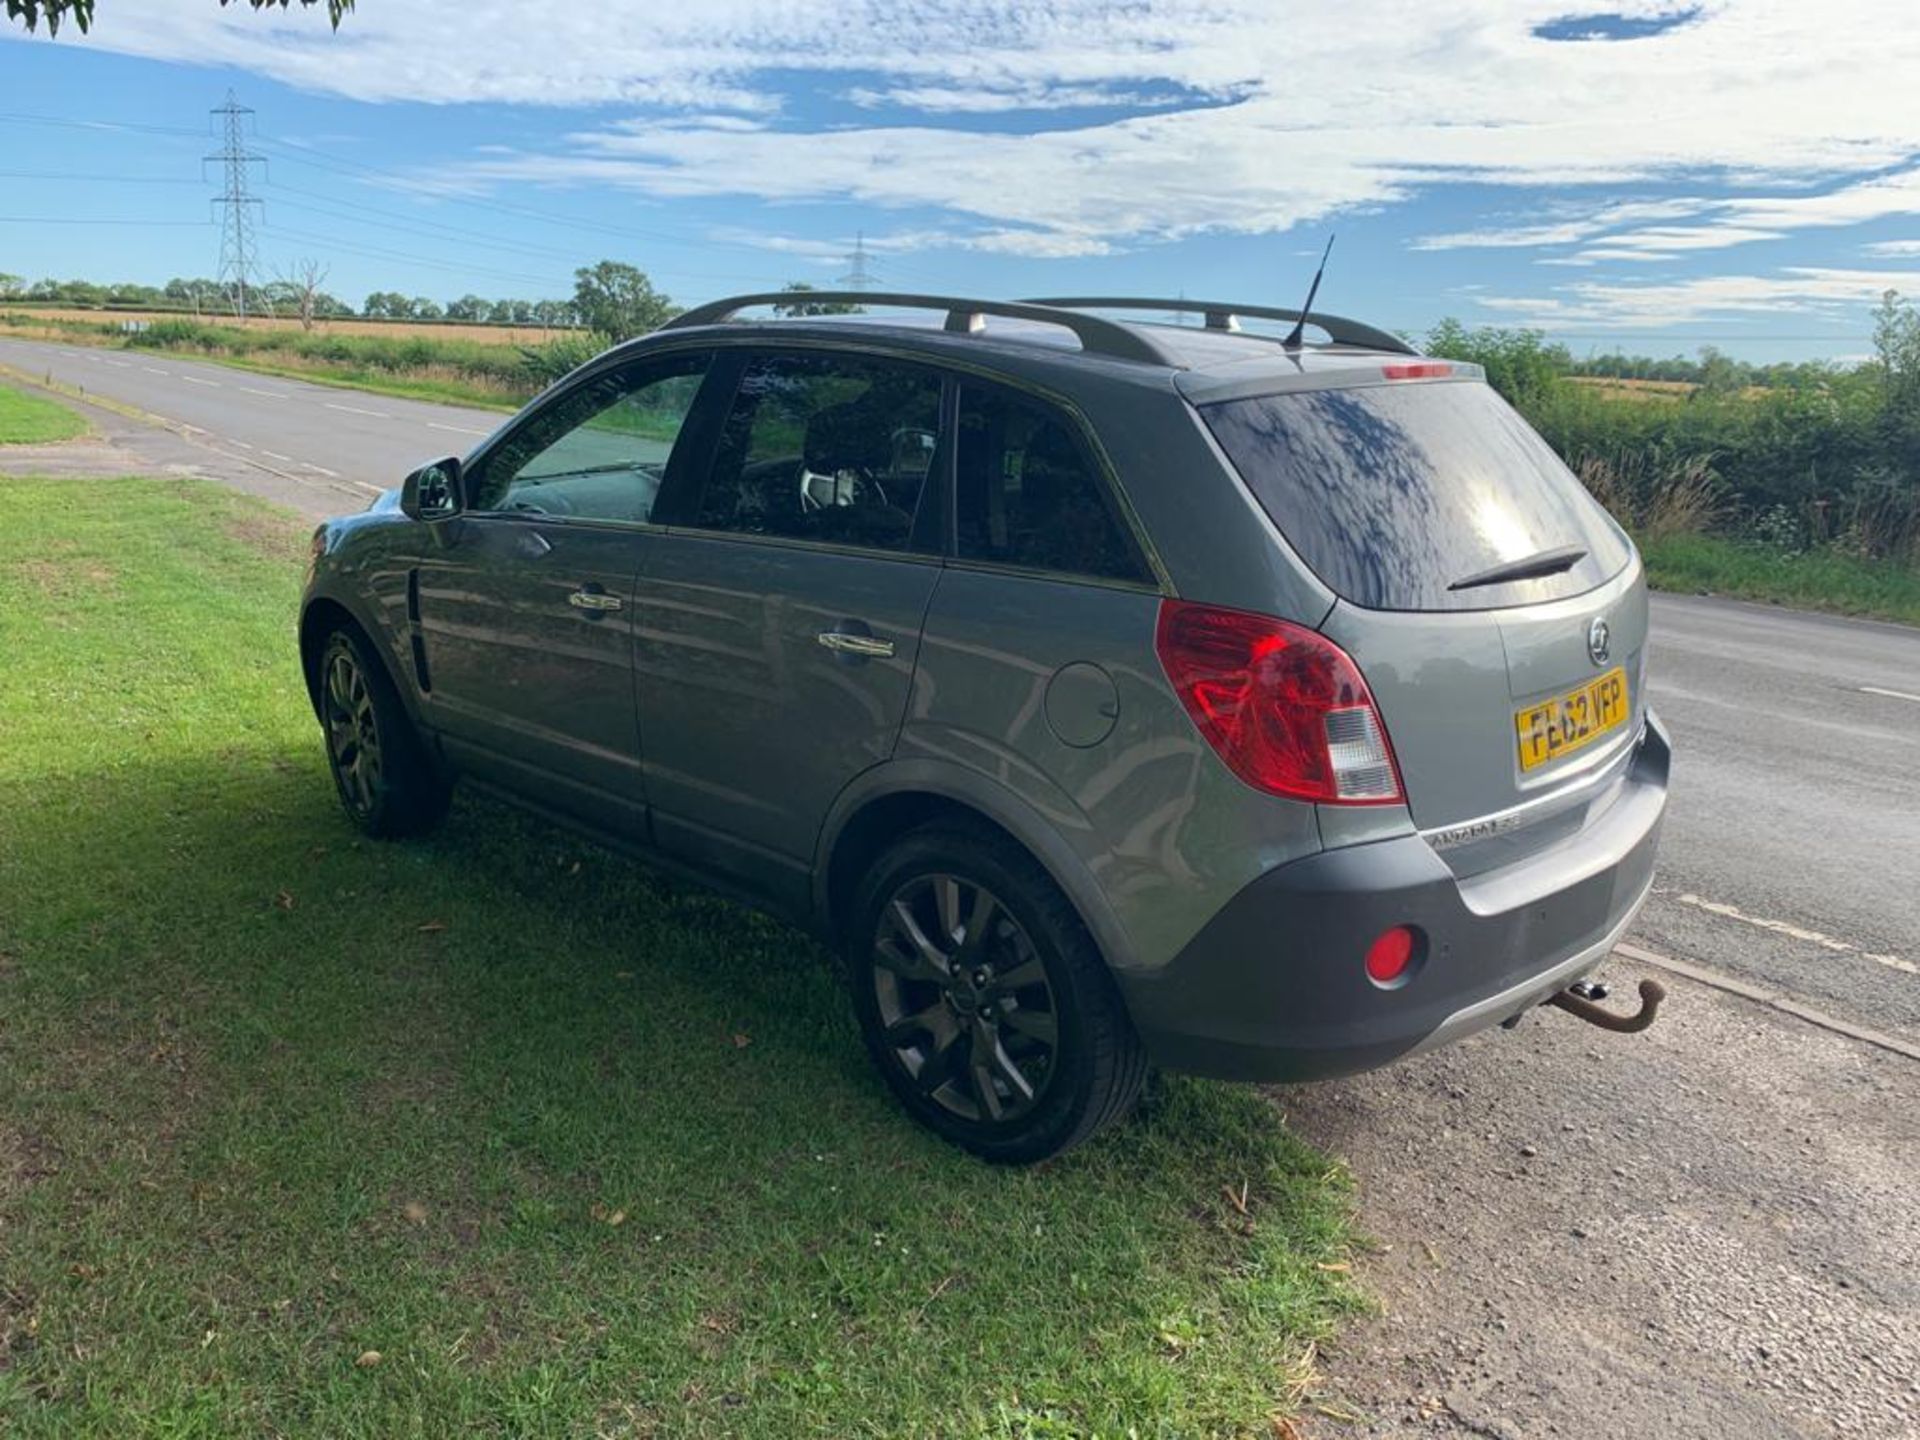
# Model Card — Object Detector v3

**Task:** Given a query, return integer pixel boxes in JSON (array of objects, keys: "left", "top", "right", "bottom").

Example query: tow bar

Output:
[{"left": 1547, "top": 978, "right": 1666, "bottom": 1034}]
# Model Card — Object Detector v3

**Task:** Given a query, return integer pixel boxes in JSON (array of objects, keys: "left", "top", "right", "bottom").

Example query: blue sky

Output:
[{"left": 3, "top": 0, "right": 1919, "bottom": 360}]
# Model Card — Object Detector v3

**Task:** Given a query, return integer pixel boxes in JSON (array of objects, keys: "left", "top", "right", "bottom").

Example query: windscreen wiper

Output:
[{"left": 1447, "top": 544, "right": 1587, "bottom": 592}]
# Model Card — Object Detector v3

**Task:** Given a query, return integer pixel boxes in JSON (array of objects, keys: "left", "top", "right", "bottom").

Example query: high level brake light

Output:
[
  {"left": 1154, "top": 600, "right": 1403, "bottom": 805},
  {"left": 1381, "top": 361, "right": 1454, "bottom": 380}
]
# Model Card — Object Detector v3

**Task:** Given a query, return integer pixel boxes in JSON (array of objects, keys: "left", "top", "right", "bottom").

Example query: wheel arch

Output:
[
  {"left": 814, "top": 761, "right": 1140, "bottom": 974},
  {"left": 299, "top": 594, "right": 420, "bottom": 727}
]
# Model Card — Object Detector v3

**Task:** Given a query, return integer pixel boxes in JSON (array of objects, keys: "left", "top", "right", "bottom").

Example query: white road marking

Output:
[
  {"left": 428, "top": 421, "right": 490, "bottom": 437},
  {"left": 141, "top": 366, "right": 170, "bottom": 375},
  {"left": 230, "top": 440, "right": 253, "bottom": 450},
  {"left": 1859, "top": 685, "right": 1920, "bottom": 704},
  {"left": 325, "top": 402, "right": 390, "bottom": 418},
  {"left": 352, "top": 481, "right": 385, "bottom": 497},
  {"left": 179, "top": 375, "right": 221, "bottom": 387},
  {"left": 103, "top": 359, "right": 131, "bottom": 368},
  {"left": 1673, "top": 892, "right": 1917, "bottom": 976},
  {"left": 1614, "top": 942, "right": 1920, "bottom": 1063},
  {"left": 240, "top": 386, "right": 289, "bottom": 399},
  {"left": 301, "top": 462, "right": 340, "bottom": 477},
  {"left": 261, "top": 449, "right": 295, "bottom": 463}
]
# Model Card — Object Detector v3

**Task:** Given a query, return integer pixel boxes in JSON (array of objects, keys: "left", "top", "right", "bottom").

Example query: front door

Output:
[
  {"left": 416, "top": 351, "right": 714, "bottom": 835},
  {"left": 634, "top": 349, "right": 947, "bottom": 907}
]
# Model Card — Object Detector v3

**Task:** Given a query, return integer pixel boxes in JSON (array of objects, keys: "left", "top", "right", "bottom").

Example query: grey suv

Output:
[{"left": 299, "top": 292, "right": 1669, "bottom": 1162}]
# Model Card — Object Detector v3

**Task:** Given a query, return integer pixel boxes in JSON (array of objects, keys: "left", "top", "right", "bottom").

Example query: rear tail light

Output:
[{"left": 1154, "top": 599, "right": 1404, "bottom": 805}]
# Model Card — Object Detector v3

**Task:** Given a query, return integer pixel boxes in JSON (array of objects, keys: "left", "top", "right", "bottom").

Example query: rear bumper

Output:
[{"left": 1119, "top": 712, "right": 1670, "bottom": 1082}]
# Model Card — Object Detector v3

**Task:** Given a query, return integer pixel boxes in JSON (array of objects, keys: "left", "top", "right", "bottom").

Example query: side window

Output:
[
  {"left": 955, "top": 384, "right": 1149, "bottom": 583},
  {"left": 693, "top": 352, "right": 940, "bottom": 553},
  {"left": 469, "top": 352, "right": 711, "bottom": 523}
]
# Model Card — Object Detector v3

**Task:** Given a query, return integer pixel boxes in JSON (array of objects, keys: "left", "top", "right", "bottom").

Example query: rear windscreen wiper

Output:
[{"left": 1447, "top": 544, "right": 1587, "bottom": 592}]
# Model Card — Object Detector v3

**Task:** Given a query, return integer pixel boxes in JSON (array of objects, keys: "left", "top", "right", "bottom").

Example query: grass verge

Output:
[
  {"left": 0, "top": 474, "right": 1358, "bottom": 1438},
  {"left": 1642, "top": 531, "right": 1920, "bottom": 627},
  {"left": 0, "top": 385, "right": 86, "bottom": 444}
]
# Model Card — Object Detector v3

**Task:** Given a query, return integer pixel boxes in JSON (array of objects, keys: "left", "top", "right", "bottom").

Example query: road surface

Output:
[{"left": 6, "top": 332, "right": 1912, "bottom": 1042}]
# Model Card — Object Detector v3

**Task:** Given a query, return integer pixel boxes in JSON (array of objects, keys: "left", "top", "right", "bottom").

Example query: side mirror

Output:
[{"left": 401, "top": 457, "right": 463, "bottom": 521}]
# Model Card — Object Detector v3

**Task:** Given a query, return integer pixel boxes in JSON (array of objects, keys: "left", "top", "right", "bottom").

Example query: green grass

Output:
[
  {"left": 1642, "top": 530, "right": 1920, "bottom": 627},
  {"left": 0, "top": 475, "right": 1358, "bottom": 1438},
  {"left": 204, "top": 352, "right": 527, "bottom": 412},
  {"left": 0, "top": 385, "right": 86, "bottom": 444}
]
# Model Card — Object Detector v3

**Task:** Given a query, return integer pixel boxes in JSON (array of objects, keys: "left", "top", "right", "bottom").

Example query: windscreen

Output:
[{"left": 1199, "top": 381, "right": 1633, "bottom": 611}]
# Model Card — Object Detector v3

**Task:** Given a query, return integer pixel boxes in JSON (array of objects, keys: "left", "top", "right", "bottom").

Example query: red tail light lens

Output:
[
  {"left": 1155, "top": 599, "right": 1403, "bottom": 805},
  {"left": 1381, "top": 361, "right": 1454, "bottom": 380}
]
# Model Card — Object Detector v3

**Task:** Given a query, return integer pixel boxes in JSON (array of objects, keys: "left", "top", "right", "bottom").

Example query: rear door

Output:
[
  {"left": 633, "top": 348, "right": 946, "bottom": 907},
  {"left": 1197, "top": 376, "right": 1645, "bottom": 851},
  {"left": 416, "top": 351, "right": 713, "bottom": 834}
]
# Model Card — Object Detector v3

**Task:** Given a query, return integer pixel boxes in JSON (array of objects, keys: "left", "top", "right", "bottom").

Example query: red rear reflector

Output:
[
  {"left": 1365, "top": 925, "right": 1420, "bottom": 986},
  {"left": 1381, "top": 362, "right": 1453, "bottom": 380},
  {"left": 1154, "top": 599, "right": 1404, "bottom": 805}
]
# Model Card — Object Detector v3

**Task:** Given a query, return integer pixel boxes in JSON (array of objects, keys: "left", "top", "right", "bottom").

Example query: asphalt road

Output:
[
  {"left": 5, "top": 333, "right": 1916, "bottom": 1437},
  {"left": 0, "top": 333, "right": 504, "bottom": 505}
]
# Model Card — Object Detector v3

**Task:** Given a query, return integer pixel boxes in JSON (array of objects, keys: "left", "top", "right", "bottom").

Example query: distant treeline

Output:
[
  {"left": 1426, "top": 292, "right": 1920, "bottom": 563},
  {"left": 0, "top": 266, "right": 858, "bottom": 331},
  {"left": 0, "top": 274, "right": 579, "bottom": 327}
]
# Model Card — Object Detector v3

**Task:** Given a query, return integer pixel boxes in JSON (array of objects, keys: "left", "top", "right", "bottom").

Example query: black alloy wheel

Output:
[
  {"left": 872, "top": 872, "right": 1060, "bottom": 1125},
  {"left": 316, "top": 626, "right": 450, "bottom": 838},
  {"left": 849, "top": 823, "right": 1147, "bottom": 1163}
]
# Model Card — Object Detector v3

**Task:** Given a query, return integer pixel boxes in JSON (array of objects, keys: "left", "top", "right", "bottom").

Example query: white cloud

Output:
[
  {"left": 1866, "top": 239, "right": 1920, "bottom": 256},
  {"left": 1476, "top": 265, "right": 1920, "bottom": 328},
  {"left": 1421, "top": 165, "right": 1920, "bottom": 266},
  {"left": 15, "top": 0, "right": 1919, "bottom": 261}
]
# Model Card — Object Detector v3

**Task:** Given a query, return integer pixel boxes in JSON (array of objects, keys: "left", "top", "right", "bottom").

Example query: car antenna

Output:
[{"left": 1282, "top": 234, "right": 1336, "bottom": 350}]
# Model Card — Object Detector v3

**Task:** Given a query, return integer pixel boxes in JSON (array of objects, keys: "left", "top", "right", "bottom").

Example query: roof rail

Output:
[
  {"left": 660, "top": 291, "right": 1183, "bottom": 367},
  {"left": 1021, "top": 297, "right": 1417, "bottom": 356}
]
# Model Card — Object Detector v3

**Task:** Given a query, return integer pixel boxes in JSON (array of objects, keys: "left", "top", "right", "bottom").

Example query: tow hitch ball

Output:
[{"left": 1546, "top": 977, "right": 1667, "bottom": 1034}]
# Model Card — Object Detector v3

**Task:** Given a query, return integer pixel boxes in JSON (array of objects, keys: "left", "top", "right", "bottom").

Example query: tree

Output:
[
  {"left": 363, "top": 291, "right": 409, "bottom": 319},
  {"left": 273, "top": 258, "right": 331, "bottom": 331},
  {"left": 411, "top": 296, "right": 444, "bottom": 321},
  {"left": 571, "top": 261, "right": 673, "bottom": 340},
  {"left": 1424, "top": 318, "right": 1571, "bottom": 407},
  {"left": 7, "top": 0, "right": 351, "bottom": 34},
  {"left": 772, "top": 281, "right": 863, "bottom": 317},
  {"left": 0, "top": 272, "right": 22, "bottom": 299},
  {"left": 445, "top": 294, "right": 494, "bottom": 324}
]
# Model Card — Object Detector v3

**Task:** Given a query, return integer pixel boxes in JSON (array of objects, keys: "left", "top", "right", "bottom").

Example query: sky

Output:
[{"left": 3, "top": 0, "right": 1920, "bottom": 360}]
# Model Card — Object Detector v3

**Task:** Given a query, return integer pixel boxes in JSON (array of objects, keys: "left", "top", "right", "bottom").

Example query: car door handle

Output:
[
  {"left": 817, "top": 630, "right": 894, "bottom": 658},
  {"left": 568, "top": 588, "right": 622, "bottom": 613}
]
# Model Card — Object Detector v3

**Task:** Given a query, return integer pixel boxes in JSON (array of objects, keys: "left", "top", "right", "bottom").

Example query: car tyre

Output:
[
  {"left": 847, "top": 822, "right": 1147, "bottom": 1163},
  {"left": 317, "top": 626, "right": 450, "bottom": 838}
]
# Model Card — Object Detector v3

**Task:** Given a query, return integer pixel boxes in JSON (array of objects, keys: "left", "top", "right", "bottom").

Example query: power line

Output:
[
  {"left": 207, "top": 91, "right": 266, "bottom": 318},
  {"left": 0, "top": 170, "right": 206, "bottom": 185},
  {"left": 0, "top": 216, "right": 209, "bottom": 225},
  {"left": 0, "top": 110, "right": 204, "bottom": 136},
  {"left": 257, "top": 223, "right": 575, "bottom": 290}
]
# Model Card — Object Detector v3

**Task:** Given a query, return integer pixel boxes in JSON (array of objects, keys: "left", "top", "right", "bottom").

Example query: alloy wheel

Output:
[
  {"left": 871, "top": 873, "right": 1060, "bottom": 1124},
  {"left": 323, "top": 644, "right": 383, "bottom": 818}
]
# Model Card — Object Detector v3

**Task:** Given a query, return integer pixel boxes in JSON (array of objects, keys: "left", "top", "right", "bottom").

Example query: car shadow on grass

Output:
[{"left": 0, "top": 747, "right": 1359, "bottom": 1436}]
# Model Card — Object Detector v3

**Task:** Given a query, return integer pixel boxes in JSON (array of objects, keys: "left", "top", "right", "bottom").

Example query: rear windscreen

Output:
[{"left": 1199, "top": 381, "right": 1633, "bottom": 611}]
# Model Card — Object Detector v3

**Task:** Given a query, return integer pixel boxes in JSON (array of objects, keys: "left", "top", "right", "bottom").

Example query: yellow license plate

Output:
[{"left": 1515, "top": 667, "right": 1629, "bottom": 772}]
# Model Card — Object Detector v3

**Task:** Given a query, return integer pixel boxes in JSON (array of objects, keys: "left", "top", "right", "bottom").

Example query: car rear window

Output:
[{"left": 1199, "top": 381, "right": 1632, "bottom": 611}]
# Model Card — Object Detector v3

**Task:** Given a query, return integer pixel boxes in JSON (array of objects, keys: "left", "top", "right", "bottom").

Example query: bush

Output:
[{"left": 520, "top": 332, "right": 610, "bottom": 390}]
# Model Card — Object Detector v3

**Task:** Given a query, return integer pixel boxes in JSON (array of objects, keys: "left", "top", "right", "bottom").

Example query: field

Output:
[
  {"left": 0, "top": 473, "right": 1358, "bottom": 1437},
  {"left": 0, "top": 305, "right": 568, "bottom": 346}
]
